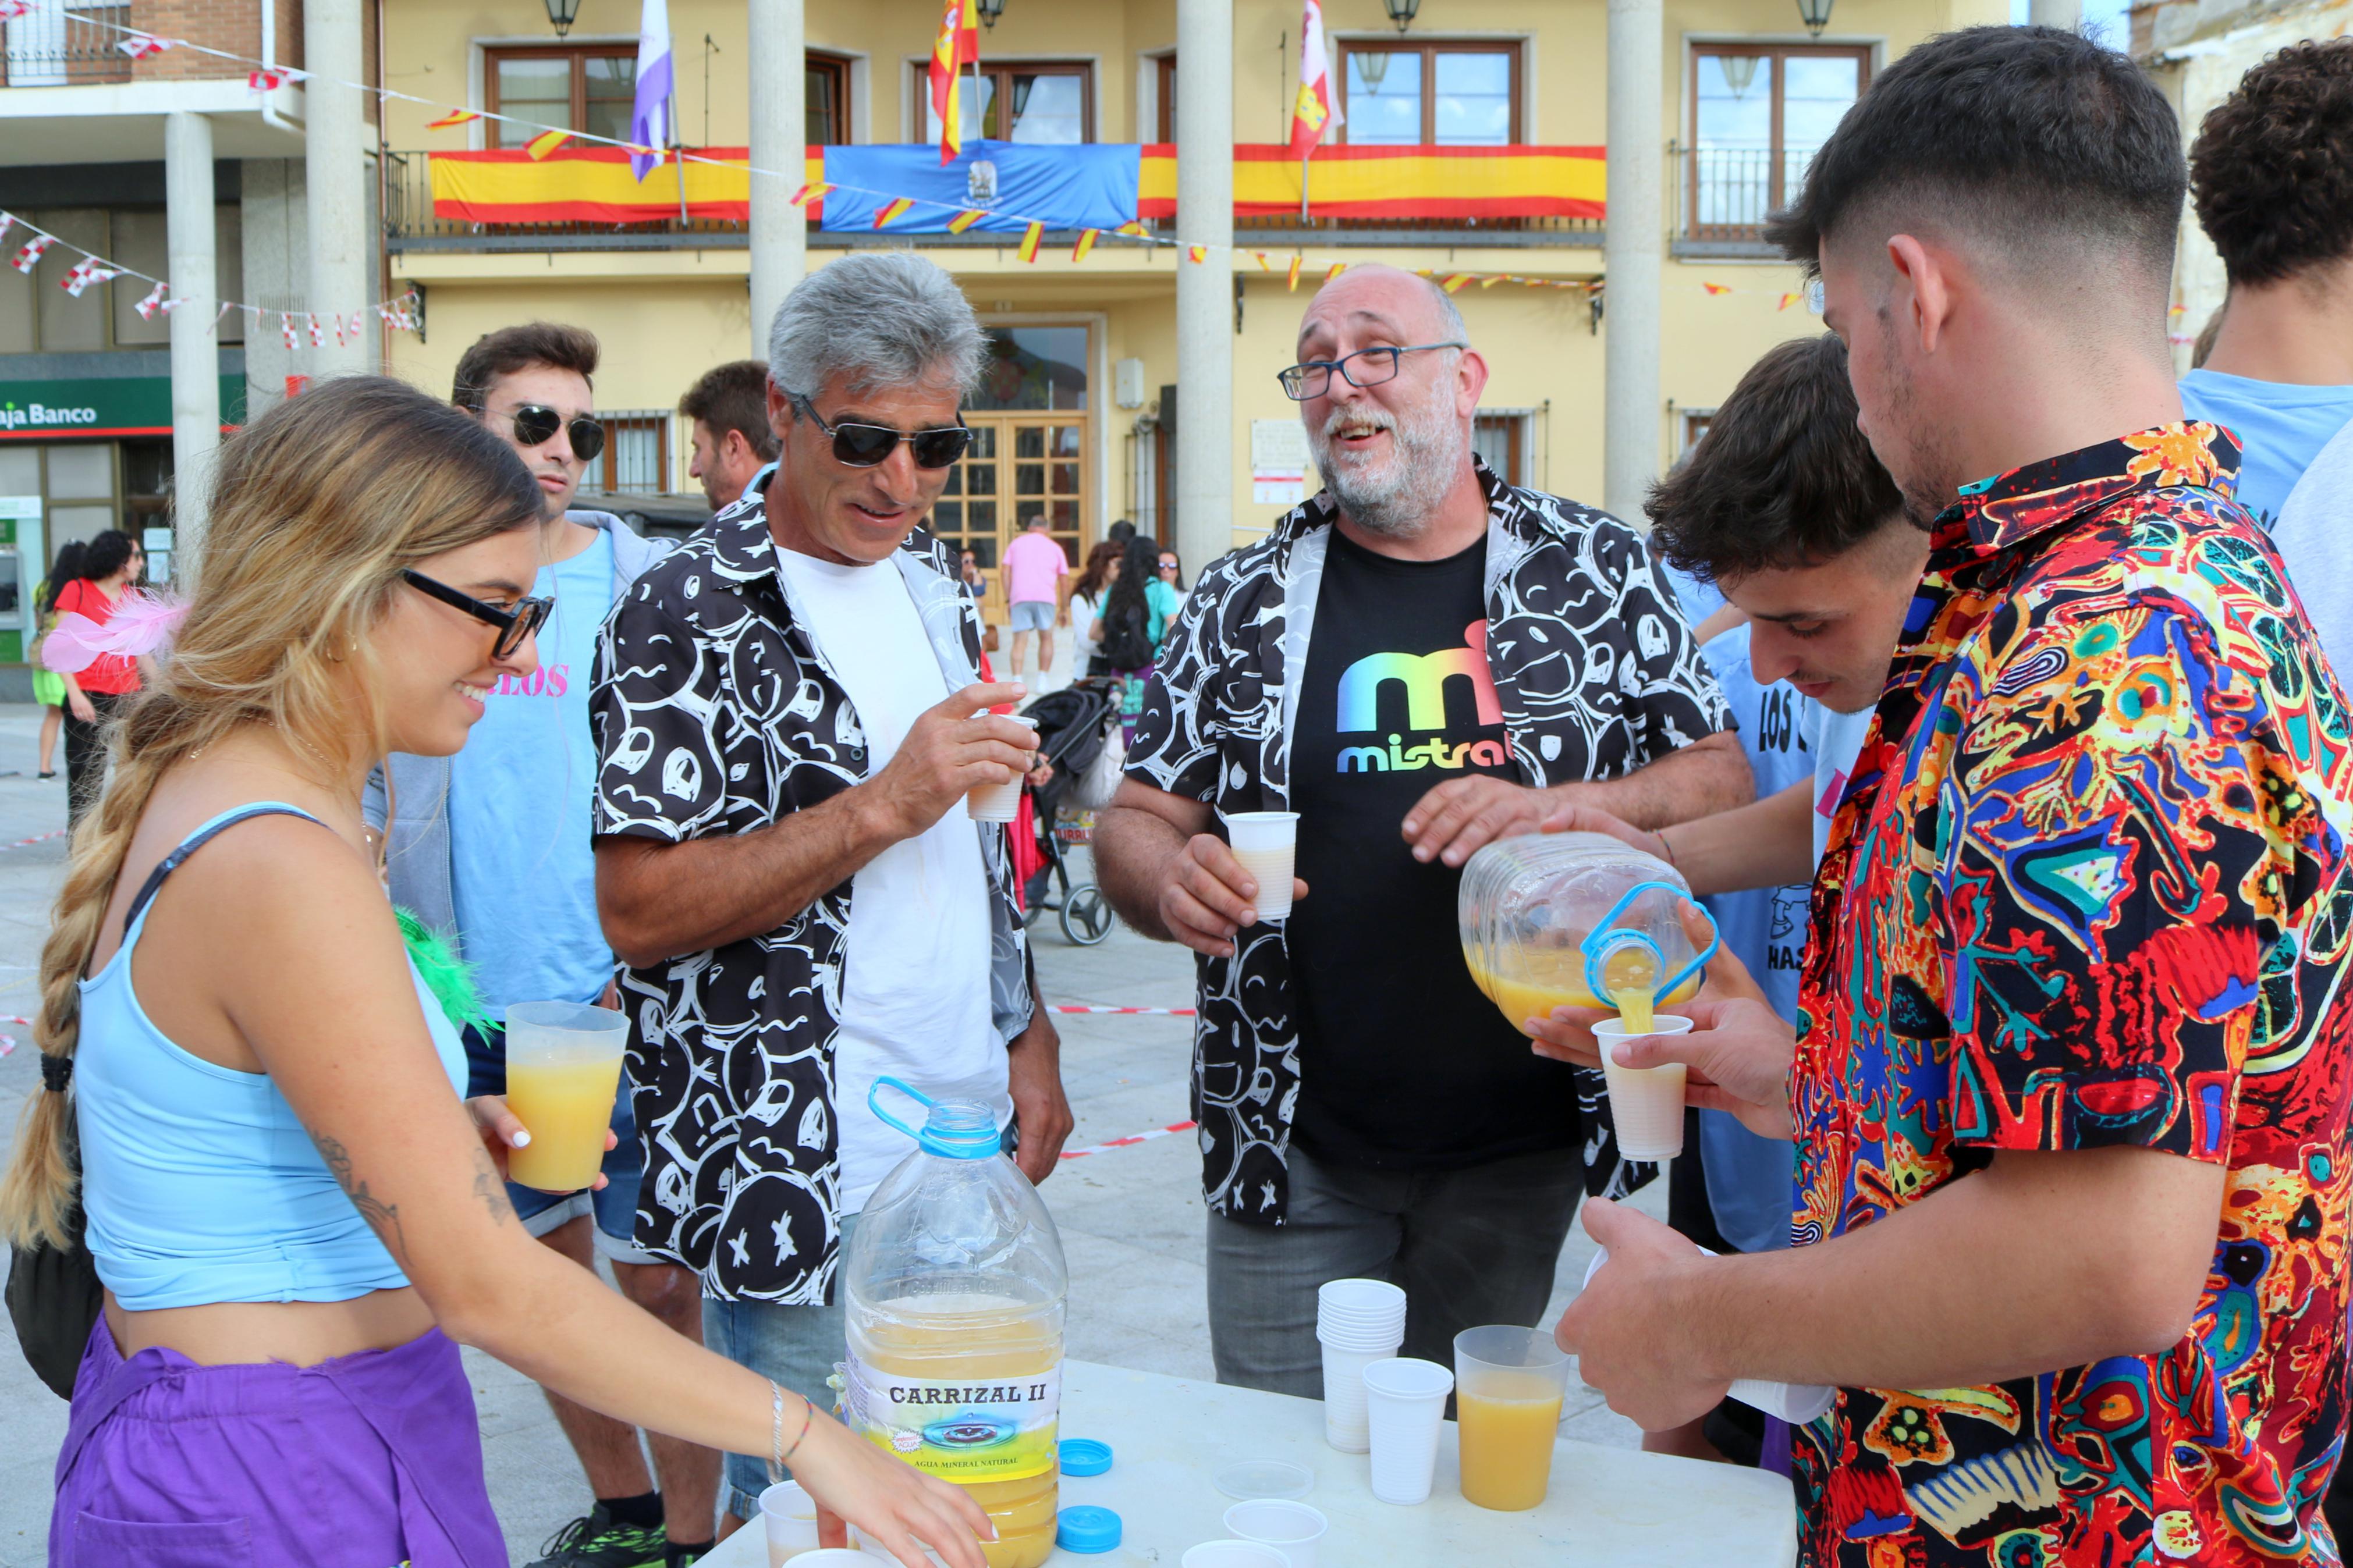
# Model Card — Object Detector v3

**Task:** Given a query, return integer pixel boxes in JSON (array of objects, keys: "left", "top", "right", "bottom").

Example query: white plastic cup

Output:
[
  {"left": 502, "top": 1001, "right": 630, "bottom": 1192},
  {"left": 967, "top": 714, "right": 1040, "bottom": 822},
  {"left": 847, "top": 1527, "right": 951, "bottom": 1566},
  {"left": 758, "top": 1480, "right": 819, "bottom": 1564},
  {"left": 1181, "top": 1542, "right": 1294, "bottom": 1568},
  {"left": 1318, "top": 1278, "right": 1406, "bottom": 1320},
  {"left": 1319, "top": 1340, "right": 1392, "bottom": 1452},
  {"left": 784, "top": 1554, "right": 875, "bottom": 1566},
  {"left": 1362, "top": 1356, "right": 1455, "bottom": 1505},
  {"left": 1223, "top": 1501, "right": 1328, "bottom": 1568},
  {"left": 1593, "top": 1014, "right": 1695, "bottom": 1160},
  {"left": 1578, "top": 1247, "right": 1837, "bottom": 1423},
  {"left": 1223, "top": 811, "right": 1300, "bottom": 923}
]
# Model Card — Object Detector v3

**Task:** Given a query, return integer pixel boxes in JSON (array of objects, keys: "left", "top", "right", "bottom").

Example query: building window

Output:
[
  {"left": 917, "top": 60, "right": 1092, "bottom": 145},
  {"left": 1689, "top": 44, "right": 1869, "bottom": 235},
  {"left": 581, "top": 411, "right": 669, "bottom": 495},
  {"left": 1472, "top": 413, "right": 1526, "bottom": 487},
  {"left": 1678, "top": 408, "right": 1717, "bottom": 462},
  {"left": 487, "top": 45, "right": 638, "bottom": 149},
  {"left": 1338, "top": 41, "right": 1521, "bottom": 145},
  {"left": 808, "top": 51, "right": 850, "bottom": 144},
  {"left": 1155, "top": 52, "right": 1177, "bottom": 143}
]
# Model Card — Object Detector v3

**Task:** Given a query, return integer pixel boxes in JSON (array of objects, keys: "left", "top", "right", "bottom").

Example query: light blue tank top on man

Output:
[{"left": 75, "top": 803, "right": 469, "bottom": 1312}]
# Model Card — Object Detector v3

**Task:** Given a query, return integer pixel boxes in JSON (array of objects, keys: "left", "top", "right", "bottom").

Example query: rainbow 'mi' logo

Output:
[{"left": 1334, "top": 620, "right": 1509, "bottom": 773}]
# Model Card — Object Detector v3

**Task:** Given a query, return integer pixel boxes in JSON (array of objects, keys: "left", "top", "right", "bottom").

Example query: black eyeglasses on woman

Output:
[{"left": 401, "top": 569, "right": 552, "bottom": 659}]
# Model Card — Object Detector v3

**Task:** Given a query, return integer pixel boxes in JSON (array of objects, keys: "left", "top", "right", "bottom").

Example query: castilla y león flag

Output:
[
  {"left": 1289, "top": 0, "right": 1342, "bottom": 158},
  {"left": 929, "top": 0, "right": 981, "bottom": 166}
]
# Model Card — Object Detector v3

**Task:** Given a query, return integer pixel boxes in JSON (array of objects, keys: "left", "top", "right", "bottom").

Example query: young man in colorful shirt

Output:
[
  {"left": 1095, "top": 264, "right": 1752, "bottom": 1395},
  {"left": 1549, "top": 28, "right": 2353, "bottom": 1565}
]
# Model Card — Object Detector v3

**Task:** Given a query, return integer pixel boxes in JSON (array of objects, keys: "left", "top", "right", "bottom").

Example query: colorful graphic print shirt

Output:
[{"left": 1790, "top": 425, "right": 2353, "bottom": 1566}]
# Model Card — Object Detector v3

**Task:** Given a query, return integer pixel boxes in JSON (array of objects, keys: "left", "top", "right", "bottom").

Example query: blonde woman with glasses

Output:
[{"left": 0, "top": 376, "right": 989, "bottom": 1568}]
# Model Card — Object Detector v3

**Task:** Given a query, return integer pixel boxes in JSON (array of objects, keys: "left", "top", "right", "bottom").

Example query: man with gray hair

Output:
[
  {"left": 1096, "top": 263, "right": 1748, "bottom": 1394},
  {"left": 591, "top": 252, "right": 1072, "bottom": 1536}
]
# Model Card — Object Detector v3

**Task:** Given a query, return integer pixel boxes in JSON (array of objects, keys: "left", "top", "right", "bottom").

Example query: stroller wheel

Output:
[{"left": 1059, "top": 884, "right": 1115, "bottom": 946}]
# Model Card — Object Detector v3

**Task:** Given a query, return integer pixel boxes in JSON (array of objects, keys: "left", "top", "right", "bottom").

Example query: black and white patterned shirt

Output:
[
  {"left": 1124, "top": 459, "right": 1732, "bottom": 1223},
  {"left": 592, "top": 495, "right": 1032, "bottom": 1303}
]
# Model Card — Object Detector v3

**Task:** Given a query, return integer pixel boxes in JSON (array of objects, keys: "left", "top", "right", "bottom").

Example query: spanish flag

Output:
[
  {"left": 524, "top": 129, "right": 572, "bottom": 160},
  {"left": 1286, "top": 255, "right": 1302, "bottom": 291},
  {"left": 1702, "top": 282, "right": 1733, "bottom": 296},
  {"left": 428, "top": 108, "right": 481, "bottom": 129},
  {"left": 1255, "top": 252, "right": 1276, "bottom": 272},
  {"left": 1016, "top": 221, "right": 1044, "bottom": 263},
  {"left": 947, "top": 208, "right": 985, "bottom": 234},
  {"left": 874, "top": 197, "right": 917, "bottom": 229},
  {"left": 1116, "top": 221, "right": 1151, "bottom": 240},
  {"left": 1325, "top": 262, "right": 1346, "bottom": 282},
  {"left": 928, "top": 0, "right": 981, "bottom": 166},
  {"left": 1071, "top": 228, "right": 1099, "bottom": 262},
  {"left": 790, "top": 181, "right": 834, "bottom": 207},
  {"left": 1778, "top": 291, "right": 1804, "bottom": 311},
  {"left": 1187, "top": 244, "right": 1208, "bottom": 264},
  {"left": 1439, "top": 273, "right": 1471, "bottom": 294}
]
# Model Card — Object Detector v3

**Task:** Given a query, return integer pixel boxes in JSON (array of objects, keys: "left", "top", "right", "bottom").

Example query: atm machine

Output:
[{"left": 0, "top": 496, "right": 42, "bottom": 667}]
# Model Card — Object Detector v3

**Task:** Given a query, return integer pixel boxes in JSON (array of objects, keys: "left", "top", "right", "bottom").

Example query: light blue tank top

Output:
[{"left": 76, "top": 803, "right": 470, "bottom": 1311}]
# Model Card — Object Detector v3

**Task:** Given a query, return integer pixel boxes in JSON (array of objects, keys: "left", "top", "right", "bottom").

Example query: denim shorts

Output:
[
  {"left": 701, "top": 1213, "right": 860, "bottom": 1521},
  {"left": 463, "top": 1022, "right": 658, "bottom": 1265},
  {"left": 1008, "top": 599, "right": 1055, "bottom": 632}
]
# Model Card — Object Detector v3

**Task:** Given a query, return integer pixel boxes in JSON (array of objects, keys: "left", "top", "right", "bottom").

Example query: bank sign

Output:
[{"left": 0, "top": 375, "right": 246, "bottom": 439}]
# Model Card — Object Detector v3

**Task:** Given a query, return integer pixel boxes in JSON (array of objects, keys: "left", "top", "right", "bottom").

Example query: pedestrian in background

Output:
[
  {"left": 53, "top": 529, "right": 147, "bottom": 829},
  {"left": 679, "top": 360, "right": 779, "bottom": 514},
  {"left": 29, "top": 539, "right": 87, "bottom": 783}
]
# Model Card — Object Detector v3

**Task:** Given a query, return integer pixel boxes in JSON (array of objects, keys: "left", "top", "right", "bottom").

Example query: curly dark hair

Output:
[
  {"left": 1645, "top": 335, "right": 1907, "bottom": 582},
  {"left": 2190, "top": 40, "right": 2353, "bottom": 286}
]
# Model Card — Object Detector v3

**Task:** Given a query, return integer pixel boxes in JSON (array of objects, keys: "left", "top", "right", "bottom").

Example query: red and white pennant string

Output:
[{"left": 1057, "top": 1119, "right": 1199, "bottom": 1161}]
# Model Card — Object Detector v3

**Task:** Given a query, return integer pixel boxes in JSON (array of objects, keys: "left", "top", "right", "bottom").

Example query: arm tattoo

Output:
[
  {"left": 314, "top": 1133, "right": 410, "bottom": 1266},
  {"left": 471, "top": 1148, "right": 517, "bottom": 1228}
]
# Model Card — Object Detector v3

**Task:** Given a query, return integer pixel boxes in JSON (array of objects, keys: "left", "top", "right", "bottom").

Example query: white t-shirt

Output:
[
  {"left": 2275, "top": 419, "right": 2353, "bottom": 681},
  {"left": 772, "top": 545, "right": 1007, "bottom": 1214},
  {"left": 1801, "top": 704, "right": 1876, "bottom": 867},
  {"left": 1069, "top": 588, "right": 1101, "bottom": 664}
]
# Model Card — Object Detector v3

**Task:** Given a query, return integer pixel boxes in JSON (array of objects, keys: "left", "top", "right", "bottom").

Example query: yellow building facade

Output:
[{"left": 381, "top": 0, "right": 2003, "bottom": 578}]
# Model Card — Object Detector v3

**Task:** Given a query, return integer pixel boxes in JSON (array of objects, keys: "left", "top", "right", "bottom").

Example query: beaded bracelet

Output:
[{"left": 768, "top": 1380, "right": 816, "bottom": 1482}]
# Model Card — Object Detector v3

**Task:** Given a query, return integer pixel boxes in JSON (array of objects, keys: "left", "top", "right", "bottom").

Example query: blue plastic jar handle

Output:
[
  {"left": 869, "top": 1077, "right": 934, "bottom": 1144},
  {"left": 1580, "top": 879, "right": 1722, "bottom": 1005}
]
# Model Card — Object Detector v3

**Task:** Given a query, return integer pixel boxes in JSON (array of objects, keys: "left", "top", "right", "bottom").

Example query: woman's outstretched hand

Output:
[{"left": 787, "top": 1408, "right": 996, "bottom": 1568}]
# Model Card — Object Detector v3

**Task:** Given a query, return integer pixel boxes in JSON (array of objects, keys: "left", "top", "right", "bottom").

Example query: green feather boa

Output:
[{"left": 396, "top": 907, "right": 493, "bottom": 1035}]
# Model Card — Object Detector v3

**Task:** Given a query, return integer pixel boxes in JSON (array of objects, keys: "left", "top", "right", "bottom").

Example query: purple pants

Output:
[{"left": 52, "top": 1314, "right": 507, "bottom": 1567}]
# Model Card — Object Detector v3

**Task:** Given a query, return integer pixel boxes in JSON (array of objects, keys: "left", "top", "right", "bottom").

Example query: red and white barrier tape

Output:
[
  {"left": 0, "top": 1014, "right": 31, "bottom": 1058},
  {"left": 1059, "top": 1119, "right": 1198, "bottom": 1161},
  {"left": 1049, "top": 1004, "right": 1196, "bottom": 1016},
  {"left": 0, "top": 829, "right": 65, "bottom": 853}
]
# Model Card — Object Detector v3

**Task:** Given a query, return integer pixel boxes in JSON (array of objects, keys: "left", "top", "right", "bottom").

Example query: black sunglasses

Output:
[
  {"left": 495, "top": 403, "right": 606, "bottom": 463},
  {"left": 788, "top": 392, "right": 972, "bottom": 470},
  {"left": 402, "top": 568, "right": 552, "bottom": 659}
]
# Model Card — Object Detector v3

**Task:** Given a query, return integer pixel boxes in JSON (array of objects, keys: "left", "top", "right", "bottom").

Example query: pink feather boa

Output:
[{"left": 41, "top": 589, "right": 188, "bottom": 674}]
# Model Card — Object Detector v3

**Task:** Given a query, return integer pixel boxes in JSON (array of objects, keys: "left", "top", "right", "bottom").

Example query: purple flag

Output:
[{"left": 629, "top": 0, "right": 673, "bottom": 182}]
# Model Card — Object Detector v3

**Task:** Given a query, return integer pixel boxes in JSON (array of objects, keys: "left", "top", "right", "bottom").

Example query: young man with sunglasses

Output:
[
  {"left": 370, "top": 323, "right": 715, "bottom": 1568},
  {"left": 591, "top": 254, "right": 1072, "bottom": 1545},
  {"left": 1095, "top": 262, "right": 1750, "bottom": 1398}
]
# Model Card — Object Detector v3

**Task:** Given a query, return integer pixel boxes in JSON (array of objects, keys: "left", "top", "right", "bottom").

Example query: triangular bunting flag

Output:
[
  {"left": 116, "top": 31, "right": 172, "bottom": 58},
  {"left": 11, "top": 234, "right": 53, "bottom": 273},
  {"left": 947, "top": 209, "right": 984, "bottom": 234},
  {"left": 873, "top": 197, "right": 916, "bottom": 230},
  {"left": 789, "top": 182, "right": 833, "bottom": 208},
  {"left": 134, "top": 282, "right": 168, "bottom": 318},
  {"left": 1439, "top": 273, "right": 1470, "bottom": 294},
  {"left": 1187, "top": 245, "right": 1208, "bottom": 264},
  {"left": 1016, "top": 222, "right": 1044, "bottom": 264},
  {"left": 1325, "top": 262, "right": 1346, "bottom": 282},
  {"left": 307, "top": 313, "right": 326, "bottom": 347},
  {"left": 1071, "top": 229, "right": 1099, "bottom": 263},
  {"left": 524, "top": 129, "right": 572, "bottom": 160},
  {"left": 0, "top": 1, "right": 31, "bottom": 19},
  {"left": 0, "top": 214, "right": 15, "bottom": 247},
  {"left": 247, "top": 66, "right": 304, "bottom": 92},
  {"left": 1777, "top": 291, "right": 1803, "bottom": 311},
  {"left": 1286, "top": 255, "right": 1302, "bottom": 292},
  {"left": 1115, "top": 221, "right": 1151, "bottom": 240},
  {"left": 347, "top": 309, "right": 364, "bottom": 340},
  {"left": 428, "top": 108, "right": 481, "bottom": 129},
  {"left": 61, "top": 258, "right": 121, "bottom": 297},
  {"left": 282, "top": 314, "right": 299, "bottom": 349},
  {"left": 1255, "top": 253, "right": 1275, "bottom": 272},
  {"left": 1702, "top": 282, "right": 1733, "bottom": 296}
]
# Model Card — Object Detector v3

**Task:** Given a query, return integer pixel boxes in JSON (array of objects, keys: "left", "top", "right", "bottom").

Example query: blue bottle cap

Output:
[
  {"left": 1056, "top": 1505, "right": 1123, "bottom": 1553},
  {"left": 1059, "top": 1437, "right": 1115, "bottom": 1477}
]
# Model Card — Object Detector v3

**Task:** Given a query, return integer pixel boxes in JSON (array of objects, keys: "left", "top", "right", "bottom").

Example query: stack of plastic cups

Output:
[
  {"left": 1316, "top": 1278, "right": 1407, "bottom": 1452},
  {"left": 1363, "top": 1357, "right": 1457, "bottom": 1505}
]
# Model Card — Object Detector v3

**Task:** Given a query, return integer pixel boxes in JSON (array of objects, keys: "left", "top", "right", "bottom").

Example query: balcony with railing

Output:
[
  {"left": 1670, "top": 143, "right": 1816, "bottom": 257},
  {"left": 385, "top": 142, "right": 1609, "bottom": 255},
  {"left": 2, "top": 0, "right": 298, "bottom": 89},
  {"left": 2, "top": 1, "right": 132, "bottom": 87}
]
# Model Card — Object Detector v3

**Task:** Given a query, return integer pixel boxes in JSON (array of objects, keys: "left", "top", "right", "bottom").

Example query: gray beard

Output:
[{"left": 1313, "top": 403, "right": 1467, "bottom": 539}]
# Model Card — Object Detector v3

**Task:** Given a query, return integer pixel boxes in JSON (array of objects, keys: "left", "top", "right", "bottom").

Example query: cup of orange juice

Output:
[
  {"left": 1453, "top": 1325, "right": 1571, "bottom": 1512},
  {"left": 503, "top": 1000, "right": 629, "bottom": 1192}
]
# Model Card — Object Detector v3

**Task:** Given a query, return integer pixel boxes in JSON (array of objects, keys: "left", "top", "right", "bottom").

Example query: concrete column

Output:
[
  {"left": 304, "top": 0, "right": 372, "bottom": 377},
  {"left": 2028, "top": 0, "right": 2083, "bottom": 29},
  {"left": 1602, "top": 0, "right": 1663, "bottom": 522},
  {"left": 241, "top": 159, "right": 310, "bottom": 421},
  {"left": 1173, "top": 0, "right": 1233, "bottom": 569},
  {"left": 748, "top": 0, "right": 807, "bottom": 355},
  {"left": 165, "top": 112, "right": 221, "bottom": 567}
]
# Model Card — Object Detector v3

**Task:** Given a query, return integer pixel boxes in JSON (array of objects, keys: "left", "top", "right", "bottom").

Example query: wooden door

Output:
[{"left": 927, "top": 413, "right": 1087, "bottom": 619}]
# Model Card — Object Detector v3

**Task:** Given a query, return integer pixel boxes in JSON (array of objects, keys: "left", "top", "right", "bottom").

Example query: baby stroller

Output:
[{"left": 1019, "top": 675, "right": 1124, "bottom": 945}]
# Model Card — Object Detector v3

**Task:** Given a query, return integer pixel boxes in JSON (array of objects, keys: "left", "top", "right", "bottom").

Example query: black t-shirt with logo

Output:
[{"left": 1286, "top": 528, "right": 1578, "bottom": 1171}]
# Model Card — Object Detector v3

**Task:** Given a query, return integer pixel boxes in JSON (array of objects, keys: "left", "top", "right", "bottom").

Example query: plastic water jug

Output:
[
  {"left": 842, "top": 1080, "right": 1069, "bottom": 1568},
  {"left": 1457, "top": 831, "right": 1718, "bottom": 1033}
]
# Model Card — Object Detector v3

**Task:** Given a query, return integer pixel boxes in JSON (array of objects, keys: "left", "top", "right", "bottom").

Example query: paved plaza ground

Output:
[{"left": 0, "top": 698, "right": 1659, "bottom": 1566}]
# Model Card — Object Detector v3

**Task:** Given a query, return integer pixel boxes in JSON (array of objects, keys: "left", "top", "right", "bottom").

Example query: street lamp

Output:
[
  {"left": 543, "top": 0, "right": 580, "bottom": 37},
  {"left": 1383, "top": 0, "right": 1420, "bottom": 33},
  {"left": 1795, "top": 0, "right": 1833, "bottom": 35},
  {"left": 977, "top": 0, "right": 1006, "bottom": 28}
]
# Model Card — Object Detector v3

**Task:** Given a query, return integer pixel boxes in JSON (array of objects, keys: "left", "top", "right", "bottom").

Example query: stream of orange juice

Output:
[
  {"left": 1458, "top": 1371, "right": 1568, "bottom": 1510},
  {"left": 505, "top": 1054, "right": 625, "bottom": 1191}
]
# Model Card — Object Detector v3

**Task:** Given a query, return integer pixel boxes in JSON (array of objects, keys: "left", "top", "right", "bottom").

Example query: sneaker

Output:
[{"left": 524, "top": 1504, "right": 668, "bottom": 1568}]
